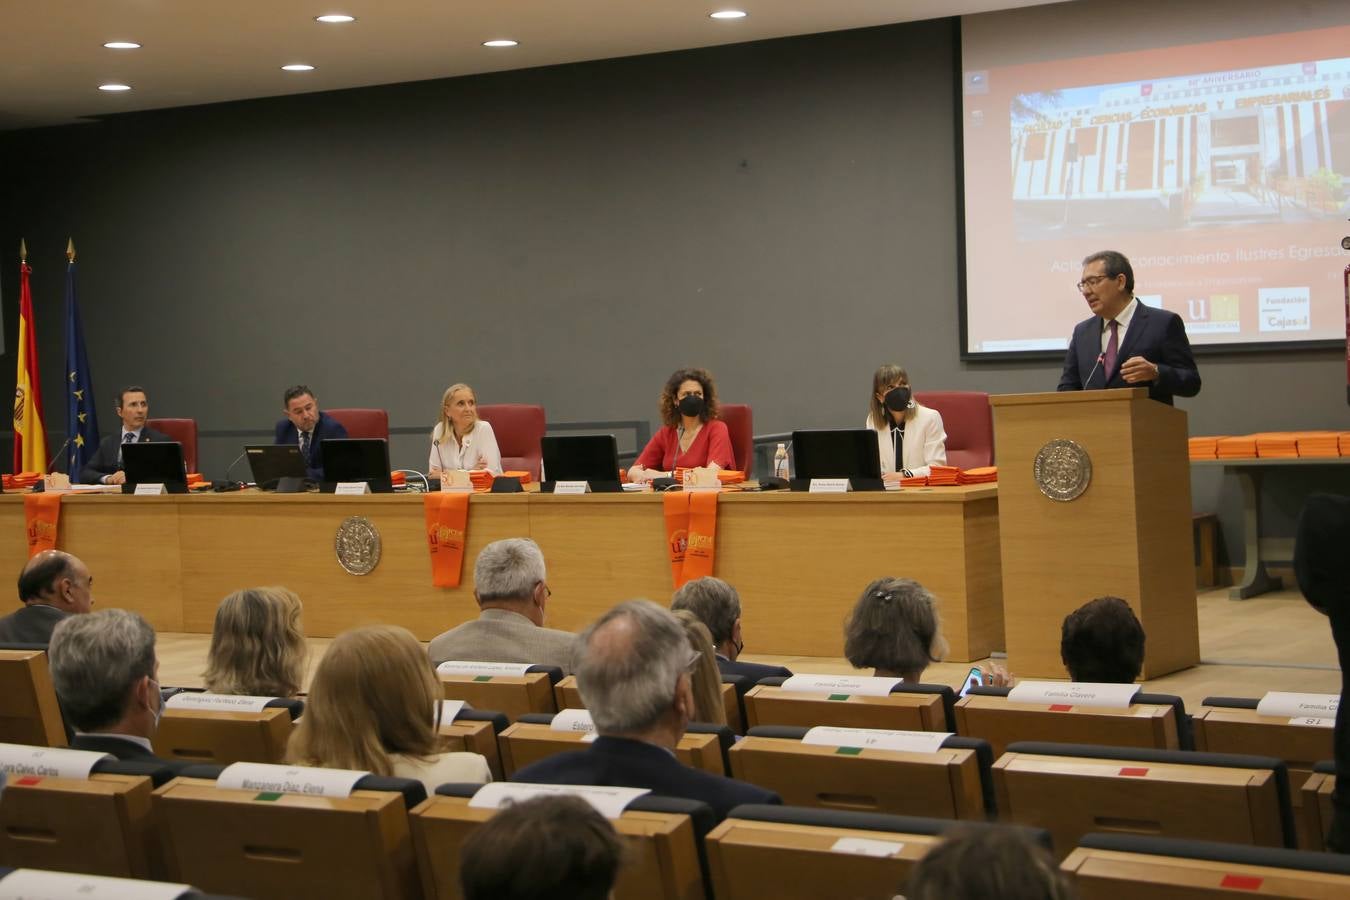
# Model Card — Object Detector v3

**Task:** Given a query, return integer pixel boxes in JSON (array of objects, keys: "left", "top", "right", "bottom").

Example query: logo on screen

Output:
[
  {"left": 1184, "top": 295, "right": 1241, "bottom": 334},
  {"left": 1258, "top": 288, "right": 1310, "bottom": 332}
]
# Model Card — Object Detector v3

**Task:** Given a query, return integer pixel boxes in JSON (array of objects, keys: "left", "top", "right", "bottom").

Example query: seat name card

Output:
[
  {"left": 436, "top": 699, "right": 466, "bottom": 725},
  {"left": 780, "top": 674, "right": 902, "bottom": 697},
  {"left": 335, "top": 481, "right": 371, "bottom": 495},
  {"left": 436, "top": 660, "right": 533, "bottom": 677},
  {"left": 830, "top": 837, "right": 905, "bottom": 857},
  {"left": 1007, "top": 681, "right": 1141, "bottom": 709},
  {"left": 1256, "top": 692, "right": 1339, "bottom": 719},
  {"left": 802, "top": 726, "right": 952, "bottom": 754},
  {"left": 165, "top": 692, "right": 276, "bottom": 713},
  {"left": 0, "top": 869, "right": 194, "bottom": 900},
  {"left": 551, "top": 709, "right": 597, "bottom": 734},
  {"left": 133, "top": 483, "right": 166, "bottom": 495},
  {"left": 808, "top": 478, "right": 851, "bottom": 493},
  {"left": 217, "top": 762, "right": 369, "bottom": 798},
  {"left": 469, "top": 782, "right": 650, "bottom": 819},
  {"left": 1290, "top": 716, "right": 1336, "bottom": 728},
  {"left": 440, "top": 469, "right": 474, "bottom": 492},
  {"left": 553, "top": 480, "right": 590, "bottom": 494},
  {"left": 0, "top": 743, "right": 112, "bottom": 780}
]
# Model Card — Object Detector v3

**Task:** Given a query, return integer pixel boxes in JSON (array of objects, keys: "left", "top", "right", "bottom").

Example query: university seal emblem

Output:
[
  {"left": 1033, "top": 439, "right": 1092, "bottom": 502},
  {"left": 335, "top": 516, "right": 381, "bottom": 575}
]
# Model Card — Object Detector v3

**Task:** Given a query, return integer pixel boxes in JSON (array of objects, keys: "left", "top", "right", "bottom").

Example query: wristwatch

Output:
[{"left": 901, "top": 469, "right": 913, "bottom": 478}]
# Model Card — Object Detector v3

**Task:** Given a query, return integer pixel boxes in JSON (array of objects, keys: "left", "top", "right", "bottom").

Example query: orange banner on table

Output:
[
  {"left": 662, "top": 491, "right": 718, "bottom": 588},
  {"left": 24, "top": 493, "right": 61, "bottom": 557},
  {"left": 423, "top": 492, "right": 470, "bottom": 587}
]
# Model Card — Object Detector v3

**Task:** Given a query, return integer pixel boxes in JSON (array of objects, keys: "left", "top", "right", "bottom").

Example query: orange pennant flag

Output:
[
  {"left": 23, "top": 493, "right": 61, "bottom": 557},
  {"left": 424, "top": 492, "right": 470, "bottom": 587},
  {"left": 662, "top": 491, "right": 719, "bottom": 588}
]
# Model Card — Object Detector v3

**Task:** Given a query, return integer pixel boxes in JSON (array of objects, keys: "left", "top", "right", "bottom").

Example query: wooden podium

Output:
[{"left": 991, "top": 388, "right": 1198, "bottom": 679}]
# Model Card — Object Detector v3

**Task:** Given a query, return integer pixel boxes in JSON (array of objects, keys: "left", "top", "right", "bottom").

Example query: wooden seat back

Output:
[
  {"left": 0, "top": 649, "right": 67, "bottom": 747},
  {"left": 956, "top": 692, "right": 1180, "bottom": 757},
  {"left": 1299, "top": 762, "right": 1336, "bottom": 852},
  {"left": 438, "top": 672, "right": 556, "bottom": 720},
  {"left": 153, "top": 708, "right": 294, "bottom": 765},
  {"left": 743, "top": 685, "right": 948, "bottom": 732},
  {"left": 497, "top": 721, "right": 725, "bottom": 777},
  {"left": 0, "top": 771, "right": 158, "bottom": 877},
  {"left": 555, "top": 675, "right": 743, "bottom": 733}
]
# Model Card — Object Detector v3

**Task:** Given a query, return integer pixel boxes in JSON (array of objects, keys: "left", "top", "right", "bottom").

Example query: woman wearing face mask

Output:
[
  {"left": 429, "top": 383, "right": 503, "bottom": 476},
  {"left": 868, "top": 364, "right": 948, "bottom": 485},
  {"left": 627, "top": 368, "right": 735, "bottom": 484}
]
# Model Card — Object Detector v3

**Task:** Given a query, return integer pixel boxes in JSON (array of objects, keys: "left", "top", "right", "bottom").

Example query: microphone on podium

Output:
[{"left": 1082, "top": 353, "right": 1106, "bottom": 389}]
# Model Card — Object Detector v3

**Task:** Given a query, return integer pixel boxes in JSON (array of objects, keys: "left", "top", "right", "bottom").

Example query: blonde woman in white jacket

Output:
[
  {"left": 866, "top": 364, "right": 948, "bottom": 483},
  {"left": 429, "top": 383, "right": 503, "bottom": 476}
]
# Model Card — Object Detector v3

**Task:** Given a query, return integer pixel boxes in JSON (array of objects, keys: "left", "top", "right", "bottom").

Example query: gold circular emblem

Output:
[
  {"left": 335, "top": 516, "right": 381, "bottom": 575},
  {"left": 1033, "top": 439, "right": 1092, "bottom": 502}
]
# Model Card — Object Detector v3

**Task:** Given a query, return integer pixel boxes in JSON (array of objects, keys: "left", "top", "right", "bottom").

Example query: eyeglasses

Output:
[
  {"left": 1076, "top": 274, "right": 1116, "bottom": 290},
  {"left": 684, "top": 648, "right": 702, "bottom": 673}
]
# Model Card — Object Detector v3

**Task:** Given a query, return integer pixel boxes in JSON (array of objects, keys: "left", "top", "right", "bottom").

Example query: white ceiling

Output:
[{"left": 0, "top": 0, "right": 1068, "bottom": 130}]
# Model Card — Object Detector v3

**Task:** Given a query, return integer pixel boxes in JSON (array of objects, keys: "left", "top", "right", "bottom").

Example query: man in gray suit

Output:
[
  {"left": 0, "top": 550, "right": 95, "bottom": 646},
  {"left": 428, "top": 538, "right": 577, "bottom": 673}
]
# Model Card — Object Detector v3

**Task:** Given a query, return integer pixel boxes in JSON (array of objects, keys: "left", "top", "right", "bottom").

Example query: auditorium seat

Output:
[
  {"left": 476, "top": 404, "right": 546, "bottom": 481},
  {"left": 151, "top": 698, "right": 302, "bottom": 765},
  {"left": 955, "top": 686, "right": 1186, "bottom": 756},
  {"left": 743, "top": 680, "right": 954, "bottom": 733},
  {"left": 437, "top": 666, "right": 561, "bottom": 720},
  {"left": 437, "top": 708, "right": 509, "bottom": 782},
  {"left": 705, "top": 804, "right": 1050, "bottom": 900},
  {"left": 0, "top": 646, "right": 67, "bottom": 747},
  {"left": 995, "top": 742, "right": 1296, "bottom": 858},
  {"left": 912, "top": 390, "right": 993, "bottom": 468},
  {"left": 554, "top": 674, "right": 745, "bottom": 734},
  {"left": 1061, "top": 832, "right": 1350, "bottom": 898},
  {"left": 498, "top": 714, "right": 731, "bottom": 777},
  {"left": 413, "top": 784, "right": 712, "bottom": 900},
  {"left": 1300, "top": 761, "right": 1336, "bottom": 852},
  {"left": 147, "top": 417, "right": 199, "bottom": 473},
  {"left": 728, "top": 726, "right": 995, "bottom": 819},
  {"left": 719, "top": 403, "right": 754, "bottom": 475},
  {"left": 325, "top": 408, "right": 390, "bottom": 441}
]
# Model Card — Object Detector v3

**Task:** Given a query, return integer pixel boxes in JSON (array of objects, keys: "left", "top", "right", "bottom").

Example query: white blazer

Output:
[
  {"left": 429, "top": 419, "right": 504, "bottom": 475},
  {"left": 866, "top": 405, "right": 948, "bottom": 478},
  {"left": 390, "top": 751, "right": 492, "bottom": 794}
]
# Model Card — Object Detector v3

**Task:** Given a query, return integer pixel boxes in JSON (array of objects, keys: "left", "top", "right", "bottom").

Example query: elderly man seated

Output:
[{"left": 0, "top": 550, "right": 95, "bottom": 645}]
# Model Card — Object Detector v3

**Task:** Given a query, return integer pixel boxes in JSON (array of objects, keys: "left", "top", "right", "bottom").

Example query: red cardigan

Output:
[{"left": 634, "top": 420, "right": 735, "bottom": 471}]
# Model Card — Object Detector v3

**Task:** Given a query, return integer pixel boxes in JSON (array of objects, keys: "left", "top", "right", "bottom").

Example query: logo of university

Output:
[
  {"left": 669, "top": 529, "right": 688, "bottom": 556},
  {"left": 1184, "top": 294, "right": 1240, "bottom": 334}
]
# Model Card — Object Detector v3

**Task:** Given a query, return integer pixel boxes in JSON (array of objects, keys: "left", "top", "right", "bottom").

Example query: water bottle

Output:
[{"left": 773, "top": 443, "right": 789, "bottom": 480}]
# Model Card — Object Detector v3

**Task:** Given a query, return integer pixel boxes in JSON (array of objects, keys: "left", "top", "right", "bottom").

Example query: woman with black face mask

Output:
[
  {"left": 867, "top": 364, "right": 949, "bottom": 484},
  {"left": 628, "top": 367, "right": 736, "bottom": 484}
]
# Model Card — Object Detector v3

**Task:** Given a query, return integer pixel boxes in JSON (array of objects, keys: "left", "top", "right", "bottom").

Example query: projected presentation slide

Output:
[{"left": 963, "top": 23, "right": 1350, "bottom": 354}]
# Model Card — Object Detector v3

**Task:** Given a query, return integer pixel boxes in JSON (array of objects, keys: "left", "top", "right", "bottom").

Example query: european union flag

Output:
[{"left": 64, "top": 250, "right": 100, "bottom": 474}]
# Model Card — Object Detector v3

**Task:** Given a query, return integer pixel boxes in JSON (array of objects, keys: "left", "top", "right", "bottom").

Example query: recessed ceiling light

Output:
[
  {"left": 315, "top": 14, "right": 355, "bottom": 23},
  {"left": 103, "top": 41, "right": 141, "bottom": 50},
  {"left": 281, "top": 63, "right": 316, "bottom": 71},
  {"left": 483, "top": 39, "right": 518, "bottom": 48},
  {"left": 710, "top": 10, "right": 748, "bottom": 19},
  {"left": 98, "top": 83, "right": 132, "bottom": 92}
]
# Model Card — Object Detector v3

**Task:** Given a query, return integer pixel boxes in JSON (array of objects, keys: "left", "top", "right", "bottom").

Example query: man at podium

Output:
[{"left": 1057, "top": 250, "right": 1201, "bottom": 405}]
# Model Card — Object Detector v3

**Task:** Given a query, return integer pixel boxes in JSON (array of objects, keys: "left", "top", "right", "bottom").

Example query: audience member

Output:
[
  {"left": 0, "top": 551, "right": 94, "bottom": 645},
  {"left": 904, "top": 826, "right": 1075, "bottom": 900},
  {"left": 672, "top": 609, "right": 726, "bottom": 725},
  {"left": 1060, "top": 596, "right": 1145, "bottom": 683},
  {"left": 459, "top": 794, "right": 625, "bottom": 900},
  {"left": 428, "top": 538, "right": 576, "bottom": 673},
  {"left": 48, "top": 609, "right": 173, "bottom": 764},
  {"left": 671, "top": 576, "right": 791, "bottom": 682},
  {"left": 288, "top": 624, "right": 490, "bottom": 792},
  {"left": 202, "top": 586, "right": 308, "bottom": 697},
  {"left": 512, "top": 600, "right": 780, "bottom": 819}
]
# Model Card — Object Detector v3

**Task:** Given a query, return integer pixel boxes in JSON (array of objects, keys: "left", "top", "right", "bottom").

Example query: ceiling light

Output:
[
  {"left": 710, "top": 10, "right": 748, "bottom": 19},
  {"left": 483, "top": 39, "right": 518, "bottom": 48},
  {"left": 103, "top": 41, "right": 141, "bottom": 50},
  {"left": 315, "top": 14, "right": 355, "bottom": 23},
  {"left": 281, "top": 64, "right": 316, "bottom": 71},
  {"left": 98, "top": 83, "right": 132, "bottom": 92}
]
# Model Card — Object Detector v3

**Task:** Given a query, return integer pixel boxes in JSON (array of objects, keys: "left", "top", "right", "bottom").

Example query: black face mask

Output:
[
  {"left": 883, "top": 386, "right": 912, "bottom": 413},
  {"left": 678, "top": 395, "right": 705, "bottom": 417}
]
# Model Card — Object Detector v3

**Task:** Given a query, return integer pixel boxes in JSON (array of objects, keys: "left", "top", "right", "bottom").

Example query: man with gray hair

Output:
[
  {"left": 0, "top": 550, "right": 95, "bottom": 646},
  {"left": 511, "top": 600, "right": 780, "bottom": 820},
  {"left": 671, "top": 576, "right": 791, "bottom": 683},
  {"left": 428, "top": 538, "right": 577, "bottom": 673},
  {"left": 48, "top": 608, "right": 173, "bottom": 764}
]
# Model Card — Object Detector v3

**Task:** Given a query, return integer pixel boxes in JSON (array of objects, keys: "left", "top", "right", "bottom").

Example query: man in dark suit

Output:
[
  {"left": 78, "top": 385, "right": 172, "bottom": 484},
  {"left": 512, "top": 600, "right": 780, "bottom": 821},
  {"left": 1056, "top": 250, "right": 1201, "bottom": 405},
  {"left": 273, "top": 384, "right": 348, "bottom": 481},
  {"left": 48, "top": 608, "right": 176, "bottom": 765},
  {"left": 671, "top": 576, "right": 791, "bottom": 683},
  {"left": 0, "top": 551, "right": 94, "bottom": 646}
]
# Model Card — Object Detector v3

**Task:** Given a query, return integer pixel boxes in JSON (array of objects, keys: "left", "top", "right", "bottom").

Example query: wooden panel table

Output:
[{"left": 0, "top": 486, "right": 1002, "bottom": 660}]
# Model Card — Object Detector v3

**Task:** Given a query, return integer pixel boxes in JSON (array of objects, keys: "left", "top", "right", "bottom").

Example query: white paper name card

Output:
[
  {"left": 437, "top": 699, "right": 467, "bottom": 725},
  {"left": 335, "top": 481, "right": 371, "bottom": 495},
  {"left": 217, "top": 762, "right": 369, "bottom": 798},
  {"left": 551, "top": 709, "right": 597, "bottom": 733},
  {"left": 165, "top": 692, "right": 276, "bottom": 713},
  {"left": 440, "top": 469, "right": 474, "bottom": 492},
  {"left": 830, "top": 837, "right": 904, "bottom": 857},
  {"left": 808, "top": 478, "right": 851, "bottom": 493},
  {"left": 1007, "top": 681, "right": 1141, "bottom": 709},
  {"left": 553, "top": 480, "right": 590, "bottom": 494},
  {"left": 469, "top": 782, "right": 650, "bottom": 819},
  {"left": 0, "top": 869, "right": 194, "bottom": 900},
  {"left": 1257, "top": 692, "right": 1339, "bottom": 719},
  {"left": 1291, "top": 716, "right": 1336, "bottom": 728},
  {"left": 802, "top": 726, "right": 952, "bottom": 754},
  {"left": 133, "top": 483, "right": 166, "bottom": 495},
  {"left": 780, "top": 674, "right": 902, "bottom": 697},
  {"left": 436, "top": 660, "right": 533, "bottom": 677},
  {"left": 0, "top": 743, "right": 112, "bottom": 780}
]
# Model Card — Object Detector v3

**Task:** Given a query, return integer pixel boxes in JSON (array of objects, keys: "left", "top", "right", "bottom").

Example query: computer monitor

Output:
[
  {"left": 122, "top": 442, "right": 189, "bottom": 493},
  {"left": 245, "top": 445, "right": 308, "bottom": 490},
  {"left": 540, "top": 435, "right": 621, "bottom": 493},
  {"left": 789, "top": 429, "right": 883, "bottom": 491},
  {"left": 320, "top": 438, "right": 393, "bottom": 493}
]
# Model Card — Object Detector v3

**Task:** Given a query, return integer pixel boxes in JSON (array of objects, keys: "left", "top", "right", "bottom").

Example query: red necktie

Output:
[{"left": 1103, "top": 319, "right": 1119, "bottom": 380}]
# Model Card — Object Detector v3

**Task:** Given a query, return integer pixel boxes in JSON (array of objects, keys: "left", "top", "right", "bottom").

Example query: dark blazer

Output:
[
  {"left": 1057, "top": 302, "right": 1201, "bottom": 405},
  {"left": 717, "top": 656, "right": 792, "bottom": 684},
  {"left": 511, "top": 735, "right": 781, "bottom": 821},
  {"left": 274, "top": 411, "right": 349, "bottom": 481},
  {"left": 78, "top": 427, "right": 173, "bottom": 484},
  {"left": 71, "top": 733, "right": 179, "bottom": 769},
  {"left": 0, "top": 604, "right": 67, "bottom": 646}
]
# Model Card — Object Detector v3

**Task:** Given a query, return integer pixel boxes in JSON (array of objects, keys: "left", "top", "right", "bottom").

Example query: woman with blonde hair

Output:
[
  {"left": 203, "top": 587, "right": 308, "bottom": 698},
  {"left": 866, "top": 364, "right": 948, "bottom": 483},
  {"left": 429, "top": 383, "right": 503, "bottom": 476},
  {"left": 288, "top": 624, "right": 491, "bottom": 790},
  {"left": 672, "top": 609, "right": 727, "bottom": 725}
]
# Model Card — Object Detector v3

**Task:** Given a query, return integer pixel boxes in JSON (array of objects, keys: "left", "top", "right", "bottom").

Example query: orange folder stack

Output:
[
  {"left": 1187, "top": 436, "right": 1221, "bottom": 460},
  {"left": 2, "top": 472, "right": 41, "bottom": 491},
  {"left": 1294, "top": 432, "right": 1341, "bottom": 458},
  {"left": 1340, "top": 434, "right": 1350, "bottom": 456},
  {"left": 1215, "top": 436, "right": 1258, "bottom": 459},
  {"left": 899, "top": 474, "right": 928, "bottom": 487},
  {"left": 673, "top": 468, "right": 746, "bottom": 485},
  {"left": 467, "top": 470, "right": 494, "bottom": 491},
  {"left": 957, "top": 466, "right": 998, "bottom": 484},
  {"left": 926, "top": 465, "right": 961, "bottom": 486},
  {"left": 1253, "top": 433, "right": 1299, "bottom": 459},
  {"left": 501, "top": 470, "right": 533, "bottom": 485}
]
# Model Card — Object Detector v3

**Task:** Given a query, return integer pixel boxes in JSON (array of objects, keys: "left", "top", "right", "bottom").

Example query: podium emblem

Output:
[
  {"left": 1033, "top": 439, "right": 1092, "bottom": 502},
  {"left": 335, "top": 515, "right": 382, "bottom": 575}
]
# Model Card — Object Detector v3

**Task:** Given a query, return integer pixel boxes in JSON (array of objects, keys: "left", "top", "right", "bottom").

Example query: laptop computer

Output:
[
  {"left": 540, "top": 435, "right": 622, "bottom": 493},
  {"left": 319, "top": 438, "right": 394, "bottom": 493},
  {"left": 122, "top": 442, "right": 189, "bottom": 493},
  {"left": 789, "top": 429, "right": 883, "bottom": 491},
  {"left": 245, "top": 444, "right": 309, "bottom": 490}
]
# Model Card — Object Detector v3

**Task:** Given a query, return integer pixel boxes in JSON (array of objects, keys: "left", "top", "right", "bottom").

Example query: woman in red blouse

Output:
[{"left": 627, "top": 368, "right": 735, "bottom": 483}]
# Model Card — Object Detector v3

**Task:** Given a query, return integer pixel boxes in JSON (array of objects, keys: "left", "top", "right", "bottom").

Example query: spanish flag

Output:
[{"left": 13, "top": 244, "right": 48, "bottom": 473}]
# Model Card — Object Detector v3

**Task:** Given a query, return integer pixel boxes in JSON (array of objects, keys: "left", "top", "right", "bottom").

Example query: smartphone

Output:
[{"left": 959, "top": 665, "right": 984, "bottom": 697}]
